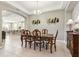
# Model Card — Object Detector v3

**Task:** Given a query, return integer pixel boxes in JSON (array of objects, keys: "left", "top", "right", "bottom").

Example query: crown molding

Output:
[{"left": 5, "top": 1, "right": 71, "bottom": 15}]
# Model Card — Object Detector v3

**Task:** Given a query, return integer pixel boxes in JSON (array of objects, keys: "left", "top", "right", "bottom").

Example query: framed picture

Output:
[
  {"left": 48, "top": 17, "right": 59, "bottom": 23},
  {"left": 37, "top": 19, "right": 40, "bottom": 24},
  {"left": 32, "top": 20, "right": 36, "bottom": 24},
  {"left": 32, "top": 20, "right": 40, "bottom": 24}
]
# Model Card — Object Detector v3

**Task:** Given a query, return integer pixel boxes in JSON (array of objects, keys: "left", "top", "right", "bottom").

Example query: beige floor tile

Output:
[{"left": 0, "top": 33, "right": 71, "bottom": 57}]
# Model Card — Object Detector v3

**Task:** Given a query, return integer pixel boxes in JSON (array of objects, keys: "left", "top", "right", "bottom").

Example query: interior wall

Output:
[
  {"left": 25, "top": 16, "right": 31, "bottom": 30},
  {"left": 0, "top": 2, "right": 29, "bottom": 47},
  {"left": 0, "top": 9, "right": 2, "bottom": 46},
  {"left": 64, "top": 2, "right": 79, "bottom": 42},
  {"left": 2, "top": 14, "right": 26, "bottom": 30},
  {"left": 72, "top": 2, "right": 79, "bottom": 20},
  {"left": 29, "top": 10, "right": 65, "bottom": 40},
  {"left": 64, "top": 11, "right": 72, "bottom": 42},
  {"left": 65, "top": 11, "right": 72, "bottom": 31}
]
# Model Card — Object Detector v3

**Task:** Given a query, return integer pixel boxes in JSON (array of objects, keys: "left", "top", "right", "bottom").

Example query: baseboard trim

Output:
[
  {"left": 0, "top": 43, "right": 4, "bottom": 48},
  {"left": 57, "top": 40, "right": 66, "bottom": 45}
]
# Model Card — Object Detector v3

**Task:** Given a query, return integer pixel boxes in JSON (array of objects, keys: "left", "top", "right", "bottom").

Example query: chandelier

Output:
[{"left": 34, "top": 1, "right": 41, "bottom": 15}]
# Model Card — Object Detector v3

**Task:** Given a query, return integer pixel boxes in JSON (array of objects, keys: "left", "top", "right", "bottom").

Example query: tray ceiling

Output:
[{"left": 7, "top": 1, "right": 69, "bottom": 15}]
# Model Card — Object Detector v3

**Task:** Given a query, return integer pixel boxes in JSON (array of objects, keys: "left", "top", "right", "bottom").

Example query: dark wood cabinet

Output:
[{"left": 67, "top": 31, "right": 79, "bottom": 57}]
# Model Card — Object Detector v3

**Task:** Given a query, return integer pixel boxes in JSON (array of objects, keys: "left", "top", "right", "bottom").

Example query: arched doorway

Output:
[{"left": 2, "top": 10, "right": 26, "bottom": 48}]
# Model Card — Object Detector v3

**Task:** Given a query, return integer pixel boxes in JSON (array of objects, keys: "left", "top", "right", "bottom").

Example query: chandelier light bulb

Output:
[
  {"left": 33, "top": 1, "right": 42, "bottom": 15},
  {"left": 34, "top": 10, "right": 41, "bottom": 15},
  {"left": 34, "top": 10, "right": 37, "bottom": 14}
]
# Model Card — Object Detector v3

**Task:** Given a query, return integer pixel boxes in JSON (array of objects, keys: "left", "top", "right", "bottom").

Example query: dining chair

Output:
[
  {"left": 42, "top": 29, "right": 48, "bottom": 34},
  {"left": 42, "top": 29, "right": 48, "bottom": 48},
  {"left": 53, "top": 30, "right": 58, "bottom": 51},
  {"left": 46, "top": 30, "right": 58, "bottom": 52},
  {"left": 32, "top": 29, "right": 43, "bottom": 51},
  {"left": 21, "top": 29, "right": 25, "bottom": 47},
  {"left": 25, "top": 30, "right": 33, "bottom": 48}
]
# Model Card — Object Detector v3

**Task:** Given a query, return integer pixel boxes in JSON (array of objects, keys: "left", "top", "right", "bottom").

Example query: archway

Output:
[{"left": 2, "top": 10, "right": 26, "bottom": 47}]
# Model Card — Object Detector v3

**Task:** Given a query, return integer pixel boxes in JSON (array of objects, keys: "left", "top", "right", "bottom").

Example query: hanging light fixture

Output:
[{"left": 34, "top": 1, "right": 41, "bottom": 15}]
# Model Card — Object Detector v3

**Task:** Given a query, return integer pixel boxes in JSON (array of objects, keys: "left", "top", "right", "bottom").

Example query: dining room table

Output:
[{"left": 28, "top": 34, "right": 54, "bottom": 53}]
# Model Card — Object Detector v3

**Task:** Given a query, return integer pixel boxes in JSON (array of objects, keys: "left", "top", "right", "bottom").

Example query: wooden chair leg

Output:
[
  {"left": 29, "top": 42, "right": 32, "bottom": 48},
  {"left": 50, "top": 44, "right": 52, "bottom": 53},
  {"left": 34, "top": 41, "right": 36, "bottom": 50},
  {"left": 39, "top": 43, "right": 41, "bottom": 51},
  {"left": 29, "top": 38, "right": 32, "bottom": 48},
  {"left": 50, "top": 39, "right": 52, "bottom": 53},
  {"left": 21, "top": 39, "right": 23, "bottom": 47},
  {"left": 54, "top": 44, "right": 56, "bottom": 51},
  {"left": 25, "top": 40, "right": 27, "bottom": 47},
  {"left": 46, "top": 43, "right": 48, "bottom": 50},
  {"left": 43, "top": 41, "right": 44, "bottom": 48},
  {"left": 21, "top": 42, "right": 23, "bottom": 47}
]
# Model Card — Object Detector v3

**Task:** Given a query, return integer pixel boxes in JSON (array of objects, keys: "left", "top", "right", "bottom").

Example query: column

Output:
[
  {"left": 0, "top": 9, "right": 2, "bottom": 47},
  {"left": 9, "top": 23, "right": 13, "bottom": 31},
  {"left": 23, "top": 16, "right": 31, "bottom": 30},
  {"left": 24, "top": 16, "right": 29, "bottom": 30}
]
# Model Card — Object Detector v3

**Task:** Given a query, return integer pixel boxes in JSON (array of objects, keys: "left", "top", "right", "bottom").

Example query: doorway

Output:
[{"left": 2, "top": 10, "right": 25, "bottom": 48}]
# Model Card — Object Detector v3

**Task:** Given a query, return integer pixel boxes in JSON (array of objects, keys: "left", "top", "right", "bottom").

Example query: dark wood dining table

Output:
[{"left": 28, "top": 34, "right": 54, "bottom": 53}]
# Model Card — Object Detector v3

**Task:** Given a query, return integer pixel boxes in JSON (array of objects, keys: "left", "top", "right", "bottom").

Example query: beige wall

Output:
[
  {"left": 25, "top": 16, "right": 31, "bottom": 30},
  {"left": 2, "top": 13, "right": 26, "bottom": 30},
  {"left": 29, "top": 10, "right": 65, "bottom": 40},
  {"left": 72, "top": 2, "right": 79, "bottom": 20},
  {"left": 0, "top": 9, "right": 2, "bottom": 46},
  {"left": 64, "top": 11, "right": 72, "bottom": 42},
  {"left": 0, "top": 2, "right": 29, "bottom": 47}
]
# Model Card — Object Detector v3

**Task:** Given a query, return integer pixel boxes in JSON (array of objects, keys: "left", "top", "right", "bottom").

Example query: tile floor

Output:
[{"left": 0, "top": 33, "right": 71, "bottom": 57}]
